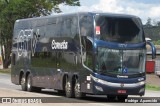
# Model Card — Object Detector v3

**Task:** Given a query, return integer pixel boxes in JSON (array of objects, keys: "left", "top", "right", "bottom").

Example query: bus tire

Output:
[
  {"left": 117, "top": 95, "right": 128, "bottom": 101},
  {"left": 65, "top": 77, "right": 74, "bottom": 98},
  {"left": 74, "top": 78, "right": 85, "bottom": 98},
  {"left": 107, "top": 95, "right": 116, "bottom": 101},
  {"left": 21, "top": 74, "right": 27, "bottom": 91},
  {"left": 26, "top": 74, "right": 34, "bottom": 92}
]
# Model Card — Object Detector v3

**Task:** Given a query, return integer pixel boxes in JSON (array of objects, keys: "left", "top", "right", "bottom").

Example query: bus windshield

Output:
[
  {"left": 95, "top": 16, "right": 144, "bottom": 43},
  {"left": 95, "top": 47, "right": 146, "bottom": 75}
]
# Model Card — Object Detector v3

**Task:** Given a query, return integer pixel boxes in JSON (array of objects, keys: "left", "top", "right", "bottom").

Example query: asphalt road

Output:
[{"left": 0, "top": 73, "right": 160, "bottom": 106}]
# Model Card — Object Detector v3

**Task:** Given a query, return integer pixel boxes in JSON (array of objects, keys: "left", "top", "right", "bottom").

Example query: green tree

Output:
[
  {"left": 157, "top": 21, "right": 160, "bottom": 26},
  {"left": 0, "top": 0, "right": 80, "bottom": 68},
  {"left": 145, "top": 18, "right": 152, "bottom": 27}
]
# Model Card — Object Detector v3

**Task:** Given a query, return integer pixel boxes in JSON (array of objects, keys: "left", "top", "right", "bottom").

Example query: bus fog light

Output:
[
  {"left": 139, "top": 81, "right": 145, "bottom": 85},
  {"left": 95, "top": 86, "right": 103, "bottom": 92},
  {"left": 139, "top": 88, "right": 145, "bottom": 93}
]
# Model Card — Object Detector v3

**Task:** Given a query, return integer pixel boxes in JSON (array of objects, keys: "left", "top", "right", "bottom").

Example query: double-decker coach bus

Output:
[{"left": 11, "top": 12, "right": 156, "bottom": 100}]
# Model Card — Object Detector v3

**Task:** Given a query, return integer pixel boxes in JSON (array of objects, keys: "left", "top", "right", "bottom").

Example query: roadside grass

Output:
[
  {"left": 0, "top": 68, "right": 11, "bottom": 74},
  {"left": 146, "top": 84, "right": 160, "bottom": 91}
]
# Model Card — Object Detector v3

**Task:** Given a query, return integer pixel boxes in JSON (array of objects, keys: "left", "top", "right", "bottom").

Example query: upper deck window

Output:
[
  {"left": 95, "top": 16, "right": 144, "bottom": 43},
  {"left": 79, "top": 15, "right": 93, "bottom": 37}
]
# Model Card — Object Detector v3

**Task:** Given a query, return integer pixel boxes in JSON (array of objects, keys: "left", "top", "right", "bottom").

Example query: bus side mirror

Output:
[{"left": 146, "top": 41, "right": 156, "bottom": 59}]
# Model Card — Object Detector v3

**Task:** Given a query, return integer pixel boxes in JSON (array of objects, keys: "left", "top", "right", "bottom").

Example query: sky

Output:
[{"left": 58, "top": 0, "right": 160, "bottom": 24}]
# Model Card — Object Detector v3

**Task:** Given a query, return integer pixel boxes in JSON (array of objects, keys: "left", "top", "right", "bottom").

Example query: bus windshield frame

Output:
[{"left": 93, "top": 15, "right": 146, "bottom": 77}]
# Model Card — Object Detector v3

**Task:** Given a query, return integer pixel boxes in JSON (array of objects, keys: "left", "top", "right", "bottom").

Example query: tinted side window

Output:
[
  {"left": 46, "top": 18, "right": 60, "bottom": 37},
  {"left": 31, "top": 52, "right": 57, "bottom": 68},
  {"left": 46, "top": 16, "right": 78, "bottom": 38},
  {"left": 60, "top": 16, "right": 78, "bottom": 38},
  {"left": 71, "top": 17, "right": 78, "bottom": 37},
  {"left": 60, "top": 17, "right": 71, "bottom": 37},
  {"left": 80, "top": 15, "right": 93, "bottom": 37}
]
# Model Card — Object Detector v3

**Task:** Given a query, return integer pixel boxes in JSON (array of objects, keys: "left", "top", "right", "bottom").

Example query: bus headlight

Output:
[
  {"left": 91, "top": 75, "right": 109, "bottom": 85},
  {"left": 138, "top": 81, "right": 145, "bottom": 86},
  {"left": 95, "top": 86, "right": 103, "bottom": 92},
  {"left": 139, "top": 88, "right": 145, "bottom": 93}
]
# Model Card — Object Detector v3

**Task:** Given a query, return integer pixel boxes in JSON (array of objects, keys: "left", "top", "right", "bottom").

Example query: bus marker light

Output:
[
  {"left": 87, "top": 76, "right": 91, "bottom": 81},
  {"left": 139, "top": 88, "right": 145, "bottom": 93},
  {"left": 87, "top": 83, "right": 90, "bottom": 89},
  {"left": 96, "top": 26, "right": 100, "bottom": 35}
]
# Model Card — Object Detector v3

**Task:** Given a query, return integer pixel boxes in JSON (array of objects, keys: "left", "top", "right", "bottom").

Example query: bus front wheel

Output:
[
  {"left": 117, "top": 95, "right": 128, "bottom": 101},
  {"left": 107, "top": 95, "right": 116, "bottom": 101},
  {"left": 21, "top": 74, "right": 27, "bottom": 91}
]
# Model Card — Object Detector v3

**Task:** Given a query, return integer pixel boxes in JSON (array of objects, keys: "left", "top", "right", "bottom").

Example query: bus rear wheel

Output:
[
  {"left": 21, "top": 74, "right": 27, "bottom": 91},
  {"left": 74, "top": 79, "right": 85, "bottom": 98},
  {"left": 26, "top": 74, "right": 34, "bottom": 92},
  {"left": 65, "top": 77, "right": 74, "bottom": 98}
]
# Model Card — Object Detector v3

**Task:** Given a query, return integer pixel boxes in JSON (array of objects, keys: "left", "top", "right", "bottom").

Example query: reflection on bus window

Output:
[{"left": 95, "top": 16, "right": 144, "bottom": 43}]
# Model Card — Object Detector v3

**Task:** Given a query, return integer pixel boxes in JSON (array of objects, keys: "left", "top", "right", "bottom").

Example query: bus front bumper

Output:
[{"left": 91, "top": 75, "right": 145, "bottom": 96}]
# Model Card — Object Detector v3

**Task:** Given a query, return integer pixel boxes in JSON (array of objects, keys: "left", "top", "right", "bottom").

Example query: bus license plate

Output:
[{"left": 118, "top": 90, "right": 126, "bottom": 94}]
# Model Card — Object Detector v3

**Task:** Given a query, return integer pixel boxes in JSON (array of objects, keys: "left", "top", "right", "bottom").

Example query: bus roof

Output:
[{"left": 15, "top": 12, "right": 140, "bottom": 23}]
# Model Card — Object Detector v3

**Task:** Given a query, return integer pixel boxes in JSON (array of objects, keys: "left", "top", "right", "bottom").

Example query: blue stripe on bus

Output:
[{"left": 94, "top": 39, "right": 146, "bottom": 50}]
